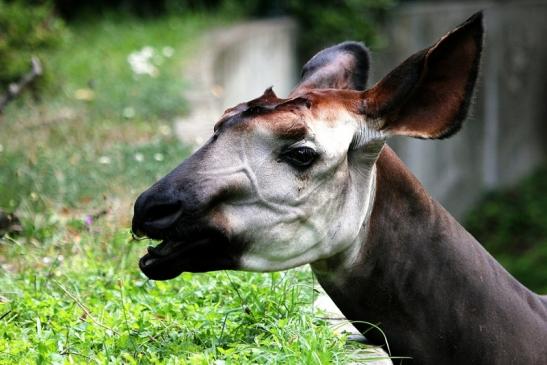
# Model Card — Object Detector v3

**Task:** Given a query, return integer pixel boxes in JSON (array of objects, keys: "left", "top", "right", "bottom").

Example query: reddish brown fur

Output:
[
  {"left": 213, "top": 88, "right": 370, "bottom": 138},
  {"left": 213, "top": 88, "right": 365, "bottom": 138},
  {"left": 363, "top": 13, "right": 483, "bottom": 138}
]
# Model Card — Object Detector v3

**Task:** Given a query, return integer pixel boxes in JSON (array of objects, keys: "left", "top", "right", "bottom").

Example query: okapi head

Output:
[{"left": 132, "top": 13, "right": 483, "bottom": 280}]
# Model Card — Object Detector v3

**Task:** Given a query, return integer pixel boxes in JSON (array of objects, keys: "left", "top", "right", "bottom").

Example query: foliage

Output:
[
  {"left": 3, "top": 13, "right": 217, "bottom": 119},
  {"left": 0, "top": 0, "right": 67, "bottom": 90},
  {"left": 0, "top": 14, "right": 386, "bottom": 363},
  {"left": 16, "top": 0, "right": 226, "bottom": 20},
  {"left": 20, "top": 0, "right": 395, "bottom": 59},
  {"left": 219, "top": 0, "right": 396, "bottom": 58},
  {"left": 0, "top": 12, "right": 217, "bottom": 208},
  {"left": 465, "top": 166, "right": 547, "bottom": 294},
  {"left": 285, "top": 0, "right": 395, "bottom": 57},
  {"left": 1, "top": 225, "right": 380, "bottom": 363}
]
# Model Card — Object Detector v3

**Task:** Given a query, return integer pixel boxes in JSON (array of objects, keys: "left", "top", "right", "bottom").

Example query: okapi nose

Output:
[{"left": 132, "top": 189, "right": 184, "bottom": 237}]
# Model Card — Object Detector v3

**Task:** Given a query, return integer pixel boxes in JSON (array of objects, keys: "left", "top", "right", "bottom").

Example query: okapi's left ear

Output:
[
  {"left": 290, "top": 41, "right": 370, "bottom": 96},
  {"left": 363, "top": 12, "right": 484, "bottom": 139}
]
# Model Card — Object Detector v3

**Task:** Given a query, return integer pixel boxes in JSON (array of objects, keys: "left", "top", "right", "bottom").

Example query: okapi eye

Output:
[{"left": 280, "top": 146, "right": 318, "bottom": 169}]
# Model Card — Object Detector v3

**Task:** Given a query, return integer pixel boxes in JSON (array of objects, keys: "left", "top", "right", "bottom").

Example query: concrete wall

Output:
[
  {"left": 374, "top": 1, "right": 547, "bottom": 218},
  {"left": 175, "top": 18, "right": 297, "bottom": 146}
]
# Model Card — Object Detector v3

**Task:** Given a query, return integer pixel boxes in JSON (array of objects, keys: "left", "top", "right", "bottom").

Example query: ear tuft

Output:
[
  {"left": 261, "top": 86, "right": 278, "bottom": 102},
  {"left": 290, "top": 41, "right": 370, "bottom": 96}
]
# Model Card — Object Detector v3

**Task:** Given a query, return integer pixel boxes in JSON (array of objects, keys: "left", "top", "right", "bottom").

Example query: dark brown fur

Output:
[
  {"left": 314, "top": 147, "right": 547, "bottom": 364},
  {"left": 292, "top": 41, "right": 370, "bottom": 93}
]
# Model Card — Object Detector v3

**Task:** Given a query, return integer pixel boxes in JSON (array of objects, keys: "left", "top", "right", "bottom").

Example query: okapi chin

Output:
[{"left": 132, "top": 12, "right": 547, "bottom": 364}]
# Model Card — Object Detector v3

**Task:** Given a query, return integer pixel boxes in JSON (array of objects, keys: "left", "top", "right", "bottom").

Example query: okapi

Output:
[{"left": 132, "top": 12, "right": 547, "bottom": 364}]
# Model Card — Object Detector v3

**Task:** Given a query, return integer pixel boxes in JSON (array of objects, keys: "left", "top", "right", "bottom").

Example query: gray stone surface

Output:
[{"left": 175, "top": 18, "right": 297, "bottom": 147}]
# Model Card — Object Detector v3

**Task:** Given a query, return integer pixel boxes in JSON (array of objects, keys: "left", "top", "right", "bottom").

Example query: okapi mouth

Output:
[{"left": 139, "top": 226, "right": 237, "bottom": 280}]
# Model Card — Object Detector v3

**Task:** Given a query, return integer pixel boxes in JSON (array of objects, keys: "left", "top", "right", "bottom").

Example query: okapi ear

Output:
[
  {"left": 290, "top": 41, "right": 370, "bottom": 96},
  {"left": 363, "top": 12, "right": 484, "bottom": 139}
]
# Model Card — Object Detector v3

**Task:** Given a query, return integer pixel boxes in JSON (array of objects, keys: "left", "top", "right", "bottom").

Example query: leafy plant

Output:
[
  {"left": 465, "top": 166, "right": 547, "bottom": 294},
  {"left": 285, "top": 0, "right": 395, "bottom": 57},
  {"left": 219, "top": 0, "right": 396, "bottom": 58},
  {"left": 37, "top": 0, "right": 396, "bottom": 59},
  {"left": 0, "top": 0, "right": 67, "bottom": 90}
]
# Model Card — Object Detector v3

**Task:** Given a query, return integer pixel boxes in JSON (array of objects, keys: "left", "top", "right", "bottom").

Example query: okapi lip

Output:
[
  {"left": 138, "top": 228, "right": 234, "bottom": 280},
  {"left": 139, "top": 239, "right": 208, "bottom": 279}
]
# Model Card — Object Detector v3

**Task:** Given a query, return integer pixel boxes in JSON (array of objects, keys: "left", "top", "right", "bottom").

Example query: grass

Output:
[
  {"left": 1, "top": 235, "right": 371, "bottom": 363},
  {"left": 0, "top": 13, "right": 385, "bottom": 364}
]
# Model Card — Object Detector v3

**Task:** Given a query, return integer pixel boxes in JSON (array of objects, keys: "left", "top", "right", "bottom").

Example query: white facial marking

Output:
[
  {"left": 353, "top": 116, "right": 387, "bottom": 149},
  {"left": 196, "top": 108, "right": 385, "bottom": 272},
  {"left": 220, "top": 111, "right": 385, "bottom": 271},
  {"left": 198, "top": 137, "right": 305, "bottom": 218}
]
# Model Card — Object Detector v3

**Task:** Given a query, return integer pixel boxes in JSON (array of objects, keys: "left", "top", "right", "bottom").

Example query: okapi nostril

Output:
[{"left": 144, "top": 201, "right": 183, "bottom": 229}]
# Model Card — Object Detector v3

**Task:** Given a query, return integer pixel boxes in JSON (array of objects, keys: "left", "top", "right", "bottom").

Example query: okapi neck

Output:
[{"left": 312, "top": 146, "right": 547, "bottom": 364}]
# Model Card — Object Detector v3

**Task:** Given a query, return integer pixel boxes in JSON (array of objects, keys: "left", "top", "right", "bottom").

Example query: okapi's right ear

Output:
[
  {"left": 362, "top": 12, "right": 484, "bottom": 139},
  {"left": 289, "top": 41, "right": 370, "bottom": 96}
]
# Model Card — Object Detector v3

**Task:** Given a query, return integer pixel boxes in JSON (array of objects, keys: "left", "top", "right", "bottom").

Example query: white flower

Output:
[
  {"left": 127, "top": 46, "right": 159, "bottom": 77},
  {"left": 141, "top": 46, "right": 154, "bottom": 57},
  {"left": 154, "top": 153, "right": 164, "bottom": 162},
  {"left": 98, "top": 156, "right": 111, "bottom": 165},
  {"left": 158, "top": 124, "right": 171, "bottom": 136},
  {"left": 123, "top": 106, "right": 136, "bottom": 119},
  {"left": 134, "top": 153, "right": 144, "bottom": 162},
  {"left": 162, "top": 46, "right": 174, "bottom": 58}
]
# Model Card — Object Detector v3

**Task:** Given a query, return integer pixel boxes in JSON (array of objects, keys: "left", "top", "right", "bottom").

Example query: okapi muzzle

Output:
[{"left": 132, "top": 143, "right": 245, "bottom": 279}]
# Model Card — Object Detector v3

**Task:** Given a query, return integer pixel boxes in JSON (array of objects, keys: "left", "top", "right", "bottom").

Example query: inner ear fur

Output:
[
  {"left": 363, "top": 11, "right": 484, "bottom": 139},
  {"left": 290, "top": 41, "right": 370, "bottom": 96}
]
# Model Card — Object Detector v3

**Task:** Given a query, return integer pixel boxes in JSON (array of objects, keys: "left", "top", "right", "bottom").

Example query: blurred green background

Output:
[{"left": 0, "top": 0, "right": 545, "bottom": 363}]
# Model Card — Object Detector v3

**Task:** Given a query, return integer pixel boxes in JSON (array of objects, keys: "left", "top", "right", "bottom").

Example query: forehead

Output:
[
  {"left": 214, "top": 88, "right": 359, "bottom": 140},
  {"left": 214, "top": 88, "right": 308, "bottom": 139}
]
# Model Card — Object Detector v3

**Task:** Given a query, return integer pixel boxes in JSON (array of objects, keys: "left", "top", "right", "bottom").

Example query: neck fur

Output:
[{"left": 311, "top": 146, "right": 547, "bottom": 364}]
